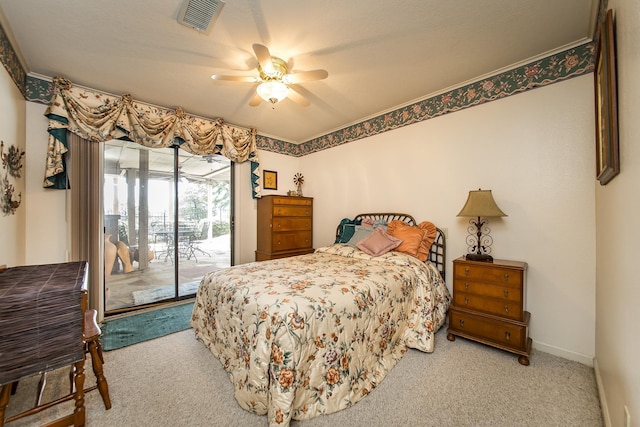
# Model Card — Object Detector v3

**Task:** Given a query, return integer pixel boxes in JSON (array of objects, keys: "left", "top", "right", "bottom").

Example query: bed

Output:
[{"left": 190, "top": 213, "right": 451, "bottom": 426}]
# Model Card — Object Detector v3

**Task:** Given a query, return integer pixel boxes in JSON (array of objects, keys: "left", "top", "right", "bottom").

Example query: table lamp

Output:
[{"left": 457, "top": 189, "right": 507, "bottom": 262}]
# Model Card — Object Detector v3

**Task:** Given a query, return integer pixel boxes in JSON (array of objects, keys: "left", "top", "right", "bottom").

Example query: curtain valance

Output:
[{"left": 43, "top": 76, "right": 262, "bottom": 198}]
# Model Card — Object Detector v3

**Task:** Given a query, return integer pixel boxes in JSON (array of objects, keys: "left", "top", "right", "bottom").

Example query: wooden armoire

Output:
[{"left": 256, "top": 195, "right": 313, "bottom": 261}]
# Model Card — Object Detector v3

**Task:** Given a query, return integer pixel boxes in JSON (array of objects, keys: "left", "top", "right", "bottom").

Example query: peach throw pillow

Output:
[
  {"left": 415, "top": 221, "right": 437, "bottom": 262},
  {"left": 387, "top": 220, "right": 437, "bottom": 262}
]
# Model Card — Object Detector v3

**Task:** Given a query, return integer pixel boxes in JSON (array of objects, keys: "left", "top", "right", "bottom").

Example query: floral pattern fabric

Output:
[
  {"left": 190, "top": 244, "right": 451, "bottom": 426},
  {"left": 43, "top": 77, "right": 262, "bottom": 197}
]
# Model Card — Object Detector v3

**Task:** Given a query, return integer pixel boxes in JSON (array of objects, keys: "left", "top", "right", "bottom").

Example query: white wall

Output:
[
  {"left": 0, "top": 65, "right": 26, "bottom": 266},
  {"left": 24, "top": 102, "right": 67, "bottom": 265},
  {"left": 593, "top": 1, "right": 640, "bottom": 426},
  {"left": 301, "top": 75, "right": 596, "bottom": 364}
]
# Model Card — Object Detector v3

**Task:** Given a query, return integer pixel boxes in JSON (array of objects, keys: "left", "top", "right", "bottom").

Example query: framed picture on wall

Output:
[
  {"left": 263, "top": 170, "right": 278, "bottom": 190},
  {"left": 594, "top": 9, "right": 619, "bottom": 185}
]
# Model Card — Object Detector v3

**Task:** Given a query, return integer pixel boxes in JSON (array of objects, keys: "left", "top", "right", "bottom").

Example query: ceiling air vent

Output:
[{"left": 177, "top": 0, "right": 225, "bottom": 33}]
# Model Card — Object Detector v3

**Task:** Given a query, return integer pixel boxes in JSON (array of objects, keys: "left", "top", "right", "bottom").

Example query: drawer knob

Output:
[
  {"left": 465, "top": 282, "right": 469, "bottom": 290},
  {"left": 459, "top": 319, "right": 465, "bottom": 327},
  {"left": 505, "top": 331, "right": 511, "bottom": 341},
  {"left": 503, "top": 273, "right": 509, "bottom": 282},
  {"left": 277, "top": 224, "right": 282, "bottom": 228},
  {"left": 464, "top": 297, "right": 469, "bottom": 305},
  {"left": 277, "top": 241, "right": 281, "bottom": 246},
  {"left": 504, "top": 305, "right": 509, "bottom": 313},
  {"left": 503, "top": 289, "right": 509, "bottom": 298},
  {"left": 464, "top": 267, "right": 470, "bottom": 276}
]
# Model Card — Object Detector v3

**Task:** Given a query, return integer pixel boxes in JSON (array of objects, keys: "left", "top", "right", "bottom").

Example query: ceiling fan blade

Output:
[
  {"left": 211, "top": 74, "right": 259, "bottom": 83},
  {"left": 249, "top": 92, "right": 263, "bottom": 107},
  {"left": 283, "top": 69, "right": 328, "bottom": 84},
  {"left": 252, "top": 43, "right": 274, "bottom": 73},
  {"left": 287, "top": 87, "right": 310, "bottom": 107}
]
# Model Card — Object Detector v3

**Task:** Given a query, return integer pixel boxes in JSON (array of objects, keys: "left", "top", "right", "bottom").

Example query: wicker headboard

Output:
[{"left": 340, "top": 213, "right": 446, "bottom": 281}]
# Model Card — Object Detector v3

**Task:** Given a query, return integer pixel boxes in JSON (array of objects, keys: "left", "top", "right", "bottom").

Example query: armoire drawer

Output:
[
  {"left": 272, "top": 231, "right": 312, "bottom": 251},
  {"left": 273, "top": 205, "right": 312, "bottom": 217},
  {"left": 272, "top": 217, "right": 312, "bottom": 232}
]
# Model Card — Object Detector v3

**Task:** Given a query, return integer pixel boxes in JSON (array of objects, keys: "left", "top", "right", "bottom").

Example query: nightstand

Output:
[{"left": 447, "top": 256, "right": 532, "bottom": 365}]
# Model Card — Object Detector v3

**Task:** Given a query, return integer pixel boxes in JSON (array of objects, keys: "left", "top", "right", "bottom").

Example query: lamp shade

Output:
[
  {"left": 457, "top": 189, "right": 507, "bottom": 218},
  {"left": 257, "top": 81, "right": 288, "bottom": 104}
]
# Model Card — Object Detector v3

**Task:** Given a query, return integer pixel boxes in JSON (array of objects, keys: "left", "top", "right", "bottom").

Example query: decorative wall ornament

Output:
[
  {"left": 594, "top": 9, "right": 619, "bottom": 185},
  {"left": 1, "top": 140, "right": 26, "bottom": 178},
  {"left": 0, "top": 141, "right": 24, "bottom": 215},
  {"left": 263, "top": 170, "right": 277, "bottom": 190},
  {"left": 1, "top": 175, "right": 21, "bottom": 215}
]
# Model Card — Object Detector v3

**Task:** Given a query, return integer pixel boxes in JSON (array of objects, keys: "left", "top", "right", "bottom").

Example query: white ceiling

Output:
[{"left": 0, "top": 0, "right": 597, "bottom": 143}]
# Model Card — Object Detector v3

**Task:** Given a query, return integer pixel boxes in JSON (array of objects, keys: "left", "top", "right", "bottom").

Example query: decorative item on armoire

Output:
[
  {"left": 0, "top": 141, "right": 25, "bottom": 216},
  {"left": 293, "top": 173, "right": 304, "bottom": 196},
  {"left": 457, "top": 189, "right": 507, "bottom": 262}
]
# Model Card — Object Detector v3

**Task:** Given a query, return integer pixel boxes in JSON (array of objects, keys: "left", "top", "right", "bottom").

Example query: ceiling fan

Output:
[{"left": 211, "top": 44, "right": 328, "bottom": 107}]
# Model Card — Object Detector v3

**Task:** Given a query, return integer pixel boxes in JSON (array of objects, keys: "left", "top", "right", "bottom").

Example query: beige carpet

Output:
[{"left": 5, "top": 326, "right": 603, "bottom": 426}]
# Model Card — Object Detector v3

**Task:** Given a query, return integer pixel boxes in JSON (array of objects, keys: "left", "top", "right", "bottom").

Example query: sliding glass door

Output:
[{"left": 103, "top": 141, "right": 232, "bottom": 314}]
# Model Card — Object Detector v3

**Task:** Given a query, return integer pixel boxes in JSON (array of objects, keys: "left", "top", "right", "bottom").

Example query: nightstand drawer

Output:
[
  {"left": 449, "top": 309, "right": 528, "bottom": 351},
  {"left": 454, "top": 263, "right": 523, "bottom": 287},
  {"left": 452, "top": 292, "right": 523, "bottom": 321},
  {"left": 453, "top": 279, "right": 522, "bottom": 303}
]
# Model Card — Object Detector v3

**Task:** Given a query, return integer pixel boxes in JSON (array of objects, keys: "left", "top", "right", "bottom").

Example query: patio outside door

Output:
[{"left": 103, "top": 141, "right": 232, "bottom": 314}]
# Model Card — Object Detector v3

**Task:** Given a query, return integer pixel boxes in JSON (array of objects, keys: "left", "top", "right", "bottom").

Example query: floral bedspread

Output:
[{"left": 190, "top": 244, "right": 451, "bottom": 426}]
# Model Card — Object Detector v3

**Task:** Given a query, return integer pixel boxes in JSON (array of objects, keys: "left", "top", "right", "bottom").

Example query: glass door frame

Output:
[{"left": 103, "top": 142, "right": 234, "bottom": 316}]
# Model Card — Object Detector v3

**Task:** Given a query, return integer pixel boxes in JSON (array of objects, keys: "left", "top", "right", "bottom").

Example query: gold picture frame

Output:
[
  {"left": 594, "top": 9, "right": 619, "bottom": 185},
  {"left": 263, "top": 170, "right": 277, "bottom": 190}
]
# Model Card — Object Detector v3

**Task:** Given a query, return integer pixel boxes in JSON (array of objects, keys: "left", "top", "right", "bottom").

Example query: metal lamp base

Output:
[{"left": 465, "top": 253, "right": 494, "bottom": 262}]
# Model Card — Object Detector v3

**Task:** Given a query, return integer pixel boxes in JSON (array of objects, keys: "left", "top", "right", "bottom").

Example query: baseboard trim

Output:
[
  {"left": 593, "top": 358, "right": 611, "bottom": 427},
  {"left": 531, "top": 340, "right": 594, "bottom": 366}
]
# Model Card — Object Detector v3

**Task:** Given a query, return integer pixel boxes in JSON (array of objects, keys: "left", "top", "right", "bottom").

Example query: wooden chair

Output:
[
  {"left": 77, "top": 309, "right": 111, "bottom": 410},
  {"left": 35, "top": 309, "right": 111, "bottom": 410}
]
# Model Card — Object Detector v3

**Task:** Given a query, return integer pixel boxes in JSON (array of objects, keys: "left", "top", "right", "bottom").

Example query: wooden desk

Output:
[{"left": 0, "top": 262, "right": 89, "bottom": 427}]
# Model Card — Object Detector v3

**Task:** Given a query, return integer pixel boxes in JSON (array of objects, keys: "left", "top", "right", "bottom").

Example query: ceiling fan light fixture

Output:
[{"left": 257, "top": 81, "right": 288, "bottom": 104}]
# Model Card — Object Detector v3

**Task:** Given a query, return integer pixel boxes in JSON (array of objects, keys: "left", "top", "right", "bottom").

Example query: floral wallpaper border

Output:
[
  {"left": 0, "top": 23, "right": 26, "bottom": 96},
  {"left": 293, "top": 42, "right": 595, "bottom": 157},
  {"left": 6, "top": 27, "right": 594, "bottom": 158}
]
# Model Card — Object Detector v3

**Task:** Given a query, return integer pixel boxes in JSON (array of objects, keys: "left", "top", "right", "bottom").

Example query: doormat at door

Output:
[{"left": 101, "top": 301, "right": 194, "bottom": 351}]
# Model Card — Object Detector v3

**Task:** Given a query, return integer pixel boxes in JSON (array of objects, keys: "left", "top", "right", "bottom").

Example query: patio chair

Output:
[{"left": 184, "top": 221, "right": 210, "bottom": 262}]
